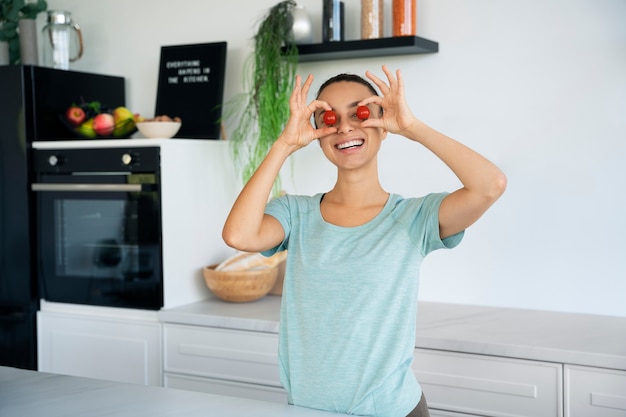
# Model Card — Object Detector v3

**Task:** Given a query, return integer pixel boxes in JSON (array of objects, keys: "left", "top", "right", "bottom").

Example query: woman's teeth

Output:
[{"left": 336, "top": 139, "right": 364, "bottom": 150}]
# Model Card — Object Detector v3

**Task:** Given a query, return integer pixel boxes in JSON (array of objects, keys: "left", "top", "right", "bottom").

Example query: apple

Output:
[
  {"left": 66, "top": 106, "right": 86, "bottom": 126},
  {"left": 93, "top": 113, "right": 115, "bottom": 136}
]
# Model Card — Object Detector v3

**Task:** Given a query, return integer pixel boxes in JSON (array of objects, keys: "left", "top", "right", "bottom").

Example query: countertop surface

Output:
[
  {"left": 32, "top": 138, "right": 224, "bottom": 148},
  {"left": 160, "top": 296, "right": 626, "bottom": 371},
  {"left": 0, "top": 366, "right": 338, "bottom": 417}
]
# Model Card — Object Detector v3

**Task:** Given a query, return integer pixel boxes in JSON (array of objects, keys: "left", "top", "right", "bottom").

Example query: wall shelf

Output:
[{"left": 293, "top": 36, "right": 439, "bottom": 62}]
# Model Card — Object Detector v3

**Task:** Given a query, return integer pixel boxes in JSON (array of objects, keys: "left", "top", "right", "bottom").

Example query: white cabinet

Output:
[
  {"left": 37, "top": 301, "right": 162, "bottom": 386},
  {"left": 565, "top": 365, "right": 626, "bottom": 417},
  {"left": 163, "top": 324, "right": 287, "bottom": 403},
  {"left": 157, "top": 300, "right": 626, "bottom": 415},
  {"left": 413, "top": 348, "right": 563, "bottom": 417}
]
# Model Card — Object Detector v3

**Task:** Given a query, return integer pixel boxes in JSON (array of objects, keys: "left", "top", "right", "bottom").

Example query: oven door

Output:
[{"left": 32, "top": 174, "right": 163, "bottom": 310}]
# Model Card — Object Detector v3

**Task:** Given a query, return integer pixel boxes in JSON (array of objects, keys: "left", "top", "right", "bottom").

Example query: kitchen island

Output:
[
  {"left": 0, "top": 365, "right": 338, "bottom": 417},
  {"left": 159, "top": 297, "right": 626, "bottom": 417},
  {"left": 160, "top": 296, "right": 626, "bottom": 370}
]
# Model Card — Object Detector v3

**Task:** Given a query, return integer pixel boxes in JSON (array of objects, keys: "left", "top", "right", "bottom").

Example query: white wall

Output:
[{"left": 38, "top": 0, "right": 626, "bottom": 317}]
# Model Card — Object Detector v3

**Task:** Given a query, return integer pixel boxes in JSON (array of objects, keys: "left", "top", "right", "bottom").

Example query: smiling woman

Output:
[{"left": 222, "top": 65, "right": 506, "bottom": 417}]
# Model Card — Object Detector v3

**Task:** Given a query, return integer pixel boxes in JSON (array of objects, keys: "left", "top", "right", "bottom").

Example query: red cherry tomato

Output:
[
  {"left": 323, "top": 110, "right": 337, "bottom": 126},
  {"left": 356, "top": 105, "right": 370, "bottom": 120}
]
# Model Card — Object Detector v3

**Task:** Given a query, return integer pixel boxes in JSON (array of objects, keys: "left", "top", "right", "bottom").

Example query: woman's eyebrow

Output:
[{"left": 314, "top": 108, "right": 327, "bottom": 119}]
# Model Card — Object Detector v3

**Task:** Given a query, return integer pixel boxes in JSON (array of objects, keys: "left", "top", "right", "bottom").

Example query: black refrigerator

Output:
[{"left": 0, "top": 65, "right": 126, "bottom": 370}]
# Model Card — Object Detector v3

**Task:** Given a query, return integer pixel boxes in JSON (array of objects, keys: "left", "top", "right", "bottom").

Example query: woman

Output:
[{"left": 223, "top": 65, "right": 507, "bottom": 416}]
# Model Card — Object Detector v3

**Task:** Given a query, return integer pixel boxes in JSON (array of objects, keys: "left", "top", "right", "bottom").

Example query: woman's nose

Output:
[{"left": 336, "top": 115, "right": 355, "bottom": 134}]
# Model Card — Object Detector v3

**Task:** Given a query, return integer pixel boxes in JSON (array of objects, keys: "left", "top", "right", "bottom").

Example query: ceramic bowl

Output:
[
  {"left": 136, "top": 121, "right": 181, "bottom": 139},
  {"left": 202, "top": 264, "right": 278, "bottom": 303}
]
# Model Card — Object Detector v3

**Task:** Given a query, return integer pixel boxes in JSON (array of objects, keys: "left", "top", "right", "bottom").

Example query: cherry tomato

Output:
[
  {"left": 356, "top": 105, "right": 370, "bottom": 120},
  {"left": 323, "top": 110, "right": 337, "bottom": 126}
]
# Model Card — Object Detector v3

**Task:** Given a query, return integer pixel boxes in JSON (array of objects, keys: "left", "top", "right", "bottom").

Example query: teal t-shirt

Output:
[{"left": 263, "top": 192, "right": 463, "bottom": 416}]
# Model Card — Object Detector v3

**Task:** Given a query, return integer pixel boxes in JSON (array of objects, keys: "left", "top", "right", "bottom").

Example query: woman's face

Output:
[{"left": 314, "top": 81, "right": 386, "bottom": 171}]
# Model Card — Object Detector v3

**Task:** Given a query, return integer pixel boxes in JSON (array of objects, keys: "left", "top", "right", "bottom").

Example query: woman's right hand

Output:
[{"left": 277, "top": 74, "right": 337, "bottom": 152}]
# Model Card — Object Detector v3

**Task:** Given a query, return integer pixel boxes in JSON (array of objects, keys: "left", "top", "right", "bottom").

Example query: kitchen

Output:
[{"left": 1, "top": 0, "right": 625, "bottom": 416}]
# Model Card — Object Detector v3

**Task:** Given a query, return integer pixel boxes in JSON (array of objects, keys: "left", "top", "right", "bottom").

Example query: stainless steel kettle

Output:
[{"left": 42, "top": 10, "right": 84, "bottom": 70}]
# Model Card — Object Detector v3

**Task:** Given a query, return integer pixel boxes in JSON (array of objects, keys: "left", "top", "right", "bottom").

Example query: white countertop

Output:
[
  {"left": 0, "top": 366, "right": 338, "bottom": 417},
  {"left": 32, "top": 138, "right": 223, "bottom": 148},
  {"left": 160, "top": 296, "right": 626, "bottom": 371},
  {"left": 160, "top": 294, "right": 283, "bottom": 333}
]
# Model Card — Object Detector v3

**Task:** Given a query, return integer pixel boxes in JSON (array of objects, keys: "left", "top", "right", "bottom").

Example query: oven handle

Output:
[{"left": 31, "top": 183, "right": 145, "bottom": 192}]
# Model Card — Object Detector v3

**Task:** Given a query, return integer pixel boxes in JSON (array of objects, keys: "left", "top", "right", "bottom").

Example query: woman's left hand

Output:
[{"left": 361, "top": 65, "right": 419, "bottom": 137}]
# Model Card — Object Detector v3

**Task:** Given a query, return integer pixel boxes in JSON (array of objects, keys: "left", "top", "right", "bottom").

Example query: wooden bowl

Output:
[{"left": 202, "top": 264, "right": 278, "bottom": 302}]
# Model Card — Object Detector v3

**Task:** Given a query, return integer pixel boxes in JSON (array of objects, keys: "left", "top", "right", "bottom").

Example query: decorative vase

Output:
[
  {"left": 290, "top": 5, "right": 313, "bottom": 44},
  {"left": 0, "top": 41, "right": 9, "bottom": 65},
  {"left": 18, "top": 19, "right": 38, "bottom": 65}
]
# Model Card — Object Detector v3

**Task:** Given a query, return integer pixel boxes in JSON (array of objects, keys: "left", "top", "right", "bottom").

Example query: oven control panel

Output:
[{"left": 33, "top": 147, "right": 160, "bottom": 174}]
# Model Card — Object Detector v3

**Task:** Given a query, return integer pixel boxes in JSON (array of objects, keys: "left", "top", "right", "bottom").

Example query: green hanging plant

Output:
[{"left": 222, "top": 0, "right": 298, "bottom": 196}]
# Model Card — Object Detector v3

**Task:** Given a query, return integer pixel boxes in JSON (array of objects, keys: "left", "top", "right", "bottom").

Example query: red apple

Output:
[
  {"left": 93, "top": 113, "right": 115, "bottom": 136},
  {"left": 66, "top": 106, "right": 86, "bottom": 126}
]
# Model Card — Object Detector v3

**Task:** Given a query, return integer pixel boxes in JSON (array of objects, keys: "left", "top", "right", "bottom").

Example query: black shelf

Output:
[{"left": 293, "top": 36, "right": 438, "bottom": 62}]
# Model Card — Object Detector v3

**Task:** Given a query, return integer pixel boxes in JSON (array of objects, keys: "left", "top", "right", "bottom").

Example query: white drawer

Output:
[
  {"left": 164, "top": 373, "right": 288, "bottom": 403},
  {"left": 163, "top": 324, "right": 280, "bottom": 387},
  {"left": 413, "top": 348, "right": 563, "bottom": 417},
  {"left": 429, "top": 411, "right": 474, "bottom": 417},
  {"left": 565, "top": 365, "right": 626, "bottom": 417}
]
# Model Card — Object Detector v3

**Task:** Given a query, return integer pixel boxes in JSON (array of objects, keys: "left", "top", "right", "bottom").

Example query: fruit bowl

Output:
[
  {"left": 136, "top": 121, "right": 181, "bottom": 139},
  {"left": 60, "top": 103, "right": 139, "bottom": 139},
  {"left": 59, "top": 115, "right": 138, "bottom": 139}
]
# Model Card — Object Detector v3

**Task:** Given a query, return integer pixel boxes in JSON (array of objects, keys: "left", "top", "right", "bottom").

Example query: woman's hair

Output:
[{"left": 316, "top": 73, "right": 379, "bottom": 99}]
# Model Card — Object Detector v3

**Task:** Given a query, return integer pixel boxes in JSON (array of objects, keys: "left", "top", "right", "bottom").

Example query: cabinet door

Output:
[
  {"left": 164, "top": 373, "right": 288, "bottom": 403},
  {"left": 37, "top": 310, "right": 162, "bottom": 386},
  {"left": 565, "top": 365, "right": 626, "bottom": 417},
  {"left": 413, "top": 348, "right": 562, "bottom": 417},
  {"left": 164, "top": 324, "right": 280, "bottom": 387}
]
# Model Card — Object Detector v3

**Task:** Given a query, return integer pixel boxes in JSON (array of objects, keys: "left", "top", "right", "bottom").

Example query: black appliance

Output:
[
  {"left": 32, "top": 147, "right": 163, "bottom": 310},
  {"left": 0, "top": 65, "right": 125, "bottom": 370}
]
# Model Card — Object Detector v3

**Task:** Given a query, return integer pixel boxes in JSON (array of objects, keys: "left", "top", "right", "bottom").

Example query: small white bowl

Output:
[{"left": 136, "top": 121, "right": 181, "bottom": 139}]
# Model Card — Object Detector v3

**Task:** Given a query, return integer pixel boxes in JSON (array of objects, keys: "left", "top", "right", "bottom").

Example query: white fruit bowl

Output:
[{"left": 136, "top": 121, "right": 181, "bottom": 139}]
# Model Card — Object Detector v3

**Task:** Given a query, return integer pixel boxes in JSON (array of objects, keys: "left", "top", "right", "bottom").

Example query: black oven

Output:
[{"left": 32, "top": 147, "right": 164, "bottom": 310}]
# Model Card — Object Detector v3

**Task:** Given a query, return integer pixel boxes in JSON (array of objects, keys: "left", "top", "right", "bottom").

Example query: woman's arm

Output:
[
  {"left": 403, "top": 120, "right": 507, "bottom": 239},
  {"left": 363, "top": 65, "right": 507, "bottom": 239},
  {"left": 222, "top": 74, "right": 336, "bottom": 252}
]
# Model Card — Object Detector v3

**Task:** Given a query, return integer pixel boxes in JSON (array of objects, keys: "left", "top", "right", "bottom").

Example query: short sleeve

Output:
[
  {"left": 404, "top": 192, "right": 464, "bottom": 255},
  {"left": 260, "top": 195, "right": 291, "bottom": 257}
]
